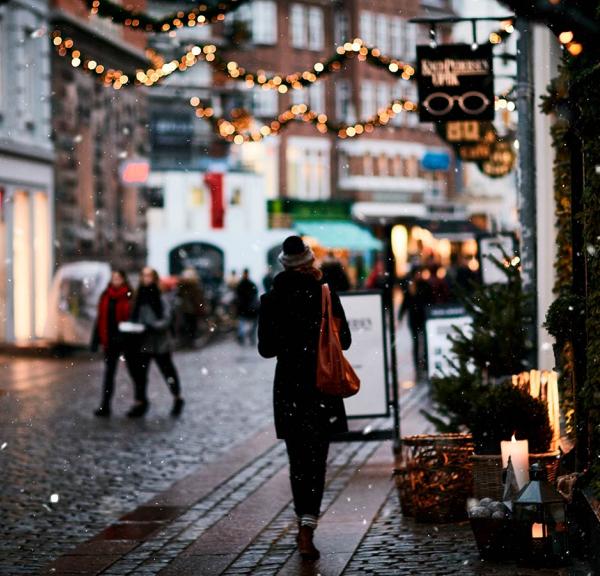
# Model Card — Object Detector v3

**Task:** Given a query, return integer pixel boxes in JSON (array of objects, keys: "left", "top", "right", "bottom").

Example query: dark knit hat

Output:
[{"left": 278, "top": 235, "right": 315, "bottom": 269}]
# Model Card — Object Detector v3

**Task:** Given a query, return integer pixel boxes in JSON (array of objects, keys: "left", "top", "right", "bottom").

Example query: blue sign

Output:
[{"left": 421, "top": 151, "right": 451, "bottom": 171}]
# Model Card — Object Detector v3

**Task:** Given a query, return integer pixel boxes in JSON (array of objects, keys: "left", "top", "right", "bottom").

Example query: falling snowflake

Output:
[{"left": 50, "top": 494, "right": 59, "bottom": 504}]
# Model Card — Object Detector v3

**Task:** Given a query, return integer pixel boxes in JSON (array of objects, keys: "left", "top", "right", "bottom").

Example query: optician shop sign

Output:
[{"left": 416, "top": 44, "right": 495, "bottom": 122}]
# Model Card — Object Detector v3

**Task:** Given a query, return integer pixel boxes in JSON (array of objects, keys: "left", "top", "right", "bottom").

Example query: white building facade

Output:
[
  {"left": 0, "top": 0, "right": 54, "bottom": 343},
  {"left": 146, "top": 170, "right": 291, "bottom": 286}
]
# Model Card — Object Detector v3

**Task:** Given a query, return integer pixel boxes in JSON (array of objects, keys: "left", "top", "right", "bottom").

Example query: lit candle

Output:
[
  {"left": 501, "top": 435, "right": 530, "bottom": 489},
  {"left": 531, "top": 523, "right": 545, "bottom": 539}
]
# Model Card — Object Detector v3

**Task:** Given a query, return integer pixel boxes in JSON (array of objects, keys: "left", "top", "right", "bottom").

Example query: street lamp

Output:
[{"left": 513, "top": 463, "right": 569, "bottom": 565}]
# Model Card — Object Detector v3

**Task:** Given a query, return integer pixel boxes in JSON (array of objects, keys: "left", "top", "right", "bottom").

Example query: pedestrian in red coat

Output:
[{"left": 93, "top": 269, "right": 136, "bottom": 417}]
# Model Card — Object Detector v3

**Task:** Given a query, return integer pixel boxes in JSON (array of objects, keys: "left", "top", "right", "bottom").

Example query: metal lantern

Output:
[{"left": 513, "top": 463, "right": 569, "bottom": 565}]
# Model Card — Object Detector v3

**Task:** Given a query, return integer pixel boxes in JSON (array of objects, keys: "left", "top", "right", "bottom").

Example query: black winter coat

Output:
[{"left": 258, "top": 270, "right": 352, "bottom": 440}]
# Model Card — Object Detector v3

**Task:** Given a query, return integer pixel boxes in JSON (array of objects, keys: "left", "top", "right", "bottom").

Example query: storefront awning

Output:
[{"left": 295, "top": 221, "right": 383, "bottom": 251}]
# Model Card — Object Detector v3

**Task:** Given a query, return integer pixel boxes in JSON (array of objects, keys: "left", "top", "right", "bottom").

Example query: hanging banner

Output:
[
  {"left": 204, "top": 172, "right": 224, "bottom": 229},
  {"left": 416, "top": 44, "right": 495, "bottom": 122}
]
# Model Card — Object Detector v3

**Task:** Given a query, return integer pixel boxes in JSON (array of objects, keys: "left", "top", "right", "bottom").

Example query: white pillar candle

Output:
[{"left": 501, "top": 435, "right": 530, "bottom": 489}]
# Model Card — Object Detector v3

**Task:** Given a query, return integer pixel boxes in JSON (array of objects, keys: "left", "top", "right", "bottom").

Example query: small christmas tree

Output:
[{"left": 425, "top": 255, "right": 551, "bottom": 454}]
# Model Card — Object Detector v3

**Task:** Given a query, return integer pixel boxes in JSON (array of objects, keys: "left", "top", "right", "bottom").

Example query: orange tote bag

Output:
[{"left": 316, "top": 284, "right": 360, "bottom": 398}]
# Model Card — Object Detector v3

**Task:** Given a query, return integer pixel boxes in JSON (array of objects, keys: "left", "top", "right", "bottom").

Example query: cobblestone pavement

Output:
[
  {"left": 344, "top": 487, "right": 593, "bottom": 576},
  {"left": 2, "top": 324, "right": 592, "bottom": 576},
  {"left": 0, "top": 338, "right": 274, "bottom": 574}
]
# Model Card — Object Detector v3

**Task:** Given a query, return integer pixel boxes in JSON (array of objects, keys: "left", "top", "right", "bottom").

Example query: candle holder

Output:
[{"left": 512, "top": 463, "right": 570, "bottom": 566}]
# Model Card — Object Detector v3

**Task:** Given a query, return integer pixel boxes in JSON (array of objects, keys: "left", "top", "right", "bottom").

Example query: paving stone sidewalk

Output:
[{"left": 0, "top": 340, "right": 275, "bottom": 574}]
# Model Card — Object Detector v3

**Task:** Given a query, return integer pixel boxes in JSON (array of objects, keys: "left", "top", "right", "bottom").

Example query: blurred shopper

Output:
[
  {"left": 176, "top": 268, "right": 206, "bottom": 348},
  {"left": 92, "top": 269, "right": 136, "bottom": 417},
  {"left": 262, "top": 265, "right": 275, "bottom": 293},
  {"left": 127, "top": 267, "right": 184, "bottom": 418},
  {"left": 236, "top": 269, "right": 259, "bottom": 345},
  {"left": 399, "top": 266, "right": 433, "bottom": 380},
  {"left": 320, "top": 251, "right": 350, "bottom": 293},
  {"left": 429, "top": 265, "right": 451, "bottom": 305},
  {"left": 258, "top": 236, "right": 351, "bottom": 560},
  {"left": 365, "top": 258, "right": 387, "bottom": 290},
  {"left": 448, "top": 253, "right": 478, "bottom": 300}
]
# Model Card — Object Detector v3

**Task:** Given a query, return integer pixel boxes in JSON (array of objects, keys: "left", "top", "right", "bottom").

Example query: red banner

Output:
[{"left": 204, "top": 173, "right": 224, "bottom": 229}]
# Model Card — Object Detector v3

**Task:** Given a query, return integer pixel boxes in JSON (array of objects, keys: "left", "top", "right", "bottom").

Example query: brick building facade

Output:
[
  {"left": 51, "top": 0, "right": 149, "bottom": 269},
  {"left": 220, "top": 0, "right": 456, "bottom": 205}
]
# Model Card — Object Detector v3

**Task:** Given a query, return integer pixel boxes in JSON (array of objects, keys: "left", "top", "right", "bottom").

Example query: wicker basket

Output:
[
  {"left": 471, "top": 450, "right": 561, "bottom": 500},
  {"left": 394, "top": 433, "right": 474, "bottom": 523}
]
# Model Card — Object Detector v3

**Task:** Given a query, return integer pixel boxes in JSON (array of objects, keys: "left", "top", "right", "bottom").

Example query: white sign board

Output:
[
  {"left": 479, "top": 234, "right": 516, "bottom": 284},
  {"left": 425, "top": 308, "right": 472, "bottom": 379},
  {"left": 339, "top": 292, "right": 389, "bottom": 417}
]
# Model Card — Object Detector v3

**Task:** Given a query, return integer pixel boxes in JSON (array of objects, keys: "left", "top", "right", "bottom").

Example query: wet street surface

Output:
[{"left": 0, "top": 331, "right": 593, "bottom": 575}]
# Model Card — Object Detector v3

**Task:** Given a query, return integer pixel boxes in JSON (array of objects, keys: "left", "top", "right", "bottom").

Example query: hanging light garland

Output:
[
  {"left": 81, "top": 0, "right": 251, "bottom": 33},
  {"left": 188, "top": 98, "right": 418, "bottom": 144},
  {"left": 51, "top": 15, "right": 516, "bottom": 91}
]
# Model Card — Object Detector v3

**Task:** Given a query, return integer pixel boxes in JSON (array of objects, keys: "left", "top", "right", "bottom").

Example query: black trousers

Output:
[
  {"left": 132, "top": 352, "right": 181, "bottom": 403},
  {"left": 410, "top": 326, "right": 426, "bottom": 376},
  {"left": 100, "top": 345, "right": 137, "bottom": 409},
  {"left": 284, "top": 436, "right": 329, "bottom": 519}
]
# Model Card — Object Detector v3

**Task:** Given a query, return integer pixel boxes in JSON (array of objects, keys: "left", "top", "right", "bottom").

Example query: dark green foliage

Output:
[
  {"left": 450, "top": 255, "right": 530, "bottom": 379},
  {"left": 425, "top": 257, "right": 552, "bottom": 454},
  {"left": 469, "top": 385, "right": 553, "bottom": 455}
]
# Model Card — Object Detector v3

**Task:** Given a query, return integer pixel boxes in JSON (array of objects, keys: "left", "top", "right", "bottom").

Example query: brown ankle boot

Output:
[{"left": 297, "top": 525, "right": 320, "bottom": 560}]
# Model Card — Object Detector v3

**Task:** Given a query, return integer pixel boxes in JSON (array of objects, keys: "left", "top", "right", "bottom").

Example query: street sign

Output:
[
  {"left": 417, "top": 44, "right": 495, "bottom": 122},
  {"left": 339, "top": 291, "right": 390, "bottom": 418},
  {"left": 425, "top": 306, "right": 472, "bottom": 379}
]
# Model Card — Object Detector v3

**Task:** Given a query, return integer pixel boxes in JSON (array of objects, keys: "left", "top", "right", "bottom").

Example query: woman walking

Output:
[
  {"left": 93, "top": 269, "right": 136, "bottom": 417},
  {"left": 127, "top": 267, "right": 185, "bottom": 418},
  {"left": 258, "top": 236, "right": 351, "bottom": 560}
]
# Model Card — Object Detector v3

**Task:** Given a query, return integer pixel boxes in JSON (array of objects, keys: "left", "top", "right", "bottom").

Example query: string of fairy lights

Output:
[
  {"left": 50, "top": 17, "right": 515, "bottom": 90},
  {"left": 83, "top": 0, "right": 252, "bottom": 33},
  {"left": 50, "top": 5, "right": 521, "bottom": 141},
  {"left": 189, "top": 98, "right": 417, "bottom": 143}
]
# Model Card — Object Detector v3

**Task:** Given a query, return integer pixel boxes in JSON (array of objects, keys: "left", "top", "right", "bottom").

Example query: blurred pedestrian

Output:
[
  {"left": 235, "top": 269, "right": 259, "bottom": 345},
  {"left": 320, "top": 250, "right": 350, "bottom": 292},
  {"left": 127, "top": 267, "right": 184, "bottom": 418},
  {"left": 92, "top": 269, "right": 136, "bottom": 417},
  {"left": 258, "top": 236, "right": 351, "bottom": 560},
  {"left": 429, "top": 265, "right": 451, "bottom": 304},
  {"left": 262, "top": 265, "right": 275, "bottom": 293},
  {"left": 399, "top": 266, "right": 433, "bottom": 380},
  {"left": 365, "top": 258, "right": 387, "bottom": 290},
  {"left": 176, "top": 268, "right": 206, "bottom": 348}
]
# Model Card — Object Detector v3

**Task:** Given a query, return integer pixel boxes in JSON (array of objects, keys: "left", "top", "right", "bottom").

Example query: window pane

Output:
[
  {"left": 253, "top": 1, "right": 277, "bottom": 45},
  {"left": 359, "top": 11, "right": 373, "bottom": 44},
  {"left": 308, "top": 7, "right": 324, "bottom": 50},
  {"left": 361, "top": 82, "right": 376, "bottom": 117},
  {"left": 290, "top": 4, "right": 306, "bottom": 48},
  {"left": 376, "top": 14, "right": 389, "bottom": 53}
]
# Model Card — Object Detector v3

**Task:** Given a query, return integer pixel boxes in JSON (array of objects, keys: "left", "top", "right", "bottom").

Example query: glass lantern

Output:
[{"left": 513, "top": 463, "right": 569, "bottom": 565}]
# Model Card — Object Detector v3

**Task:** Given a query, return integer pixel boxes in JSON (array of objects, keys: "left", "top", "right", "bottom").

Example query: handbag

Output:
[{"left": 316, "top": 284, "right": 360, "bottom": 398}]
